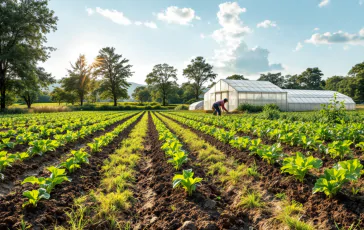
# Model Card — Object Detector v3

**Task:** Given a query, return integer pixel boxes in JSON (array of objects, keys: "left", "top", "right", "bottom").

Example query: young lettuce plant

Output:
[
  {"left": 257, "top": 143, "right": 284, "bottom": 165},
  {"left": 355, "top": 142, "right": 364, "bottom": 151},
  {"left": 327, "top": 140, "right": 353, "bottom": 159},
  {"left": 313, "top": 168, "right": 348, "bottom": 198},
  {"left": 173, "top": 169, "right": 203, "bottom": 196},
  {"left": 22, "top": 188, "right": 50, "bottom": 208},
  {"left": 22, "top": 166, "right": 70, "bottom": 193},
  {"left": 281, "top": 152, "right": 322, "bottom": 182},
  {"left": 229, "top": 136, "right": 250, "bottom": 150},
  {"left": 28, "top": 140, "right": 59, "bottom": 157},
  {"left": 0, "top": 151, "right": 18, "bottom": 180},
  {"left": 167, "top": 150, "right": 188, "bottom": 170}
]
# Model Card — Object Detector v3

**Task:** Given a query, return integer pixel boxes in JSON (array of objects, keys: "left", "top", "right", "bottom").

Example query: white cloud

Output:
[
  {"left": 200, "top": 33, "right": 205, "bottom": 39},
  {"left": 294, "top": 42, "right": 303, "bottom": 52},
  {"left": 360, "top": 0, "right": 363, "bottom": 5},
  {"left": 144, "top": 21, "right": 157, "bottom": 29},
  {"left": 319, "top": 0, "right": 330, "bottom": 7},
  {"left": 314, "top": 27, "right": 320, "bottom": 31},
  {"left": 305, "top": 29, "right": 364, "bottom": 45},
  {"left": 95, "top": 7, "right": 132, "bottom": 25},
  {"left": 86, "top": 8, "right": 94, "bottom": 16},
  {"left": 210, "top": 2, "right": 282, "bottom": 74},
  {"left": 157, "top": 6, "right": 200, "bottom": 25},
  {"left": 257, "top": 20, "right": 277, "bottom": 28},
  {"left": 135, "top": 21, "right": 142, "bottom": 26}
]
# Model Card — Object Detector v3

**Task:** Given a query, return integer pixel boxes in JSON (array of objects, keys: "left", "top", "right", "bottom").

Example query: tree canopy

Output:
[
  {"left": 0, "top": 0, "right": 58, "bottom": 110},
  {"left": 146, "top": 64, "right": 177, "bottom": 106},
  {"left": 132, "top": 86, "right": 151, "bottom": 103},
  {"left": 94, "top": 47, "right": 132, "bottom": 106},
  {"left": 183, "top": 57, "right": 217, "bottom": 100},
  {"left": 226, "top": 74, "right": 247, "bottom": 80},
  {"left": 258, "top": 72, "right": 285, "bottom": 88},
  {"left": 62, "top": 55, "right": 93, "bottom": 106}
]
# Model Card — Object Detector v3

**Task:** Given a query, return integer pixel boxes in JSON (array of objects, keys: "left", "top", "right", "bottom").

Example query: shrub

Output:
[
  {"left": 237, "top": 104, "right": 264, "bottom": 113},
  {"left": 174, "top": 105, "right": 189, "bottom": 111},
  {"left": 263, "top": 103, "right": 280, "bottom": 111}
]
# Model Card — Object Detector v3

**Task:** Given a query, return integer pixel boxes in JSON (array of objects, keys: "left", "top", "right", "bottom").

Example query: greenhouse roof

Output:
[
  {"left": 222, "top": 79, "right": 286, "bottom": 93},
  {"left": 284, "top": 89, "right": 355, "bottom": 104}
]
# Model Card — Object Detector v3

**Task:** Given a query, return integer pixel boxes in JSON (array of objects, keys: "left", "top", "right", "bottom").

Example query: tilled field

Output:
[{"left": 0, "top": 111, "right": 363, "bottom": 230}]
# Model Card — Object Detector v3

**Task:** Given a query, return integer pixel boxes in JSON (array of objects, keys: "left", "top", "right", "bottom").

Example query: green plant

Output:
[
  {"left": 327, "top": 140, "right": 353, "bottom": 159},
  {"left": 355, "top": 142, "right": 364, "bottom": 151},
  {"left": 275, "top": 193, "right": 286, "bottom": 200},
  {"left": 28, "top": 140, "right": 59, "bottom": 156},
  {"left": 257, "top": 143, "right": 283, "bottom": 165},
  {"left": 229, "top": 136, "right": 250, "bottom": 150},
  {"left": 1, "top": 138, "right": 15, "bottom": 149},
  {"left": 334, "top": 159, "right": 363, "bottom": 181},
  {"left": 22, "top": 166, "right": 70, "bottom": 193},
  {"left": 167, "top": 150, "right": 188, "bottom": 170},
  {"left": 313, "top": 168, "right": 347, "bottom": 198},
  {"left": 0, "top": 151, "right": 18, "bottom": 180},
  {"left": 239, "top": 191, "right": 264, "bottom": 209},
  {"left": 22, "top": 188, "right": 50, "bottom": 207},
  {"left": 320, "top": 93, "right": 348, "bottom": 124},
  {"left": 172, "top": 169, "right": 203, "bottom": 196},
  {"left": 248, "top": 138, "right": 262, "bottom": 155},
  {"left": 281, "top": 152, "right": 322, "bottom": 182}
]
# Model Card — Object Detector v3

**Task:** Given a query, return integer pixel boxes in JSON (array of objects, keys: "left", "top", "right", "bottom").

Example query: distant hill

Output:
[{"left": 45, "top": 82, "right": 146, "bottom": 99}]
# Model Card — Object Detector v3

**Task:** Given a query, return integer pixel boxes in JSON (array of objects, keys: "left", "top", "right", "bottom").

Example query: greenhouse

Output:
[
  {"left": 203, "top": 79, "right": 356, "bottom": 112},
  {"left": 284, "top": 89, "right": 356, "bottom": 111},
  {"left": 189, "top": 101, "right": 204, "bottom": 110}
]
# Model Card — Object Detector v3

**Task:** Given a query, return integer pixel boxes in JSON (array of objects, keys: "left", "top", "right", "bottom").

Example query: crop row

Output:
[
  {"left": 163, "top": 112, "right": 363, "bottom": 198},
  {"left": 0, "top": 112, "right": 135, "bottom": 180},
  {"left": 173, "top": 112, "right": 364, "bottom": 144},
  {"left": 20, "top": 112, "right": 142, "bottom": 208},
  {"left": 0, "top": 111, "right": 119, "bottom": 129},
  {"left": 0, "top": 111, "right": 121, "bottom": 139},
  {"left": 155, "top": 112, "right": 315, "bottom": 229},
  {"left": 53, "top": 113, "right": 149, "bottom": 229},
  {"left": 171, "top": 112, "right": 364, "bottom": 161}
]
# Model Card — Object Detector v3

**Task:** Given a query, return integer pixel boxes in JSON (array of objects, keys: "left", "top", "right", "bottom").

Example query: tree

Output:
[
  {"left": 226, "top": 74, "right": 247, "bottom": 80},
  {"left": 0, "top": 0, "right": 58, "bottom": 110},
  {"left": 146, "top": 64, "right": 177, "bottom": 106},
  {"left": 183, "top": 57, "right": 217, "bottom": 100},
  {"left": 12, "top": 67, "right": 55, "bottom": 108},
  {"left": 258, "top": 72, "right": 285, "bottom": 88},
  {"left": 181, "top": 82, "right": 196, "bottom": 103},
  {"left": 297, "top": 68, "right": 325, "bottom": 90},
  {"left": 94, "top": 47, "right": 132, "bottom": 106},
  {"left": 325, "top": 76, "right": 345, "bottom": 91},
  {"left": 283, "top": 75, "right": 301, "bottom": 89},
  {"left": 348, "top": 62, "right": 364, "bottom": 102},
  {"left": 132, "top": 86, "right": 151, "bottom": 103},
  {"left": 51, "top": 87, "right": 65, "bottom": 105},
  {"left": 62, "top": 55, "right": 93, "bottom": 106}
]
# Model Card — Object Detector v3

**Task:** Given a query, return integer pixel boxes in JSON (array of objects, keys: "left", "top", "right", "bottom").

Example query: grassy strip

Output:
[
  {"left": 159, "top": 112, "right": 315, "bottom": 230},
  {"left": 54, "top": 113, "right": 148, "bottom": 230}
]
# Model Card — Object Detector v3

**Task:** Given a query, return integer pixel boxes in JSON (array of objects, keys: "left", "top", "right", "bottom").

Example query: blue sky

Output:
[{"left": 42, "top": 0, "right": 364, "bottom": 85}]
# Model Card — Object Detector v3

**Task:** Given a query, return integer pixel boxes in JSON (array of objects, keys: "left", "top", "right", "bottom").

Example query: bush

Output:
[
  {"left": 263, "top": 104, "right": 280, "bottom": 111},
  {"left": 237, "top": 104, "right": 264, "bottom": 113},
  {"left": 174, "top": 105, "right": 189, "bottom": 111},
  {"left": 259, "top": 107, "right": 281, "bottom": 120}
]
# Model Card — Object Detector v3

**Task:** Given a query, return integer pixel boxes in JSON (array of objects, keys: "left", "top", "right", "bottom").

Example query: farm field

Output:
[{"left": 0, "top": 111, "right": 363, "bottom": 230}]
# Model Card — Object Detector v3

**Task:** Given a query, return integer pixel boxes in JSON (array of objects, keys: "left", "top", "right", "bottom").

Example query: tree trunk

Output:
[
  {"left": 162, "top": 95, "right": 166, "bottom": 106},
  {"left": 113, "top": 95, "right": 117, "bottom": 106},
  {"left": 80, "top": 95, "right": 83, "bottom": 106},
  {"left": 0, "top": 71, "right": 6, "bottom": 110}
]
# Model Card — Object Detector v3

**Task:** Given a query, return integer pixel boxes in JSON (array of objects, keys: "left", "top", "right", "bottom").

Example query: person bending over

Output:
[{"left": 212, "top": 98, "right": 229, "bottom": 116}]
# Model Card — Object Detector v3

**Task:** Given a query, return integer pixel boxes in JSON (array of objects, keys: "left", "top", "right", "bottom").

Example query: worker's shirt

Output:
[{"left": 214, "top": 100, "right": 228, "bottom": 111}]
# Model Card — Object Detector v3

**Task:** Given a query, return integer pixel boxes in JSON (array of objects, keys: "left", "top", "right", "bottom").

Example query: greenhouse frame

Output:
[{"left": 203, "top": 79, "right": 356, "bottom": 112}]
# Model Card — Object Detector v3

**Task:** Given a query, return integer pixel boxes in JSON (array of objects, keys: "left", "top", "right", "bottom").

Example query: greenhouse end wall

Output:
[{"left": 237, "top": 92, "right": 288, "bottom": 111}]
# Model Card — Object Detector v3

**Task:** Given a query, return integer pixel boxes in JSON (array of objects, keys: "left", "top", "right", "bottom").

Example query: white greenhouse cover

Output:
[
  {"left": 284, "top": 90, "right": 355, "bottom": 104},
  {"left": 223, "top": 80, "right": 285, "bottom": 93},
  {"left": 189, "top": 101, "right": 204, "bottom": 110}
]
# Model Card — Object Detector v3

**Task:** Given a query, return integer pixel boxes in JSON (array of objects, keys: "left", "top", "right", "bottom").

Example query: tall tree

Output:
[
  {"left": 183, "top": 57, "right": 217, "bottom": 100},
  {"left": 146, "top": 64, "right": 177, "bottom": 106},
  {"left": 258, "top": 72, "right": 285, "bottom": 88},
  {"left": 297, "top": 67, "right": 325, "bottom": 90},
  {"left": 0, "top": 0, "right": 58, "bottom": 110},
  {"left": 283, "top": 74, "right": 301, "bottom": 89},
  {"left": 325, "top": 76, "right": 345, "bottom": 91},
  {"left": 226, "top": 74, "right": 247, "bottom": 80},
  {"left": 132, "top": 86, "right": 151, "bottom": 103},
  {"left": 94, "top": 47, "right": 132, "bottom": 106},
  {"left": 13, "top": 67, "right": 55, "bottom": 108},
  {"left": 51, "top": 87, "right": 65, "bottom": 105},
  {"left": 62, "top": 55, "right": 93, "bottom": 106},
  {"left": 348, "top": 62, "right": 364, "bottom": 102}
]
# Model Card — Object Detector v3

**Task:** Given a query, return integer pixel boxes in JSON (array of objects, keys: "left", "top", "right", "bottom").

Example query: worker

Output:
[{"left": 212, "top": 98, "right": 229, "bottom": 116}]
